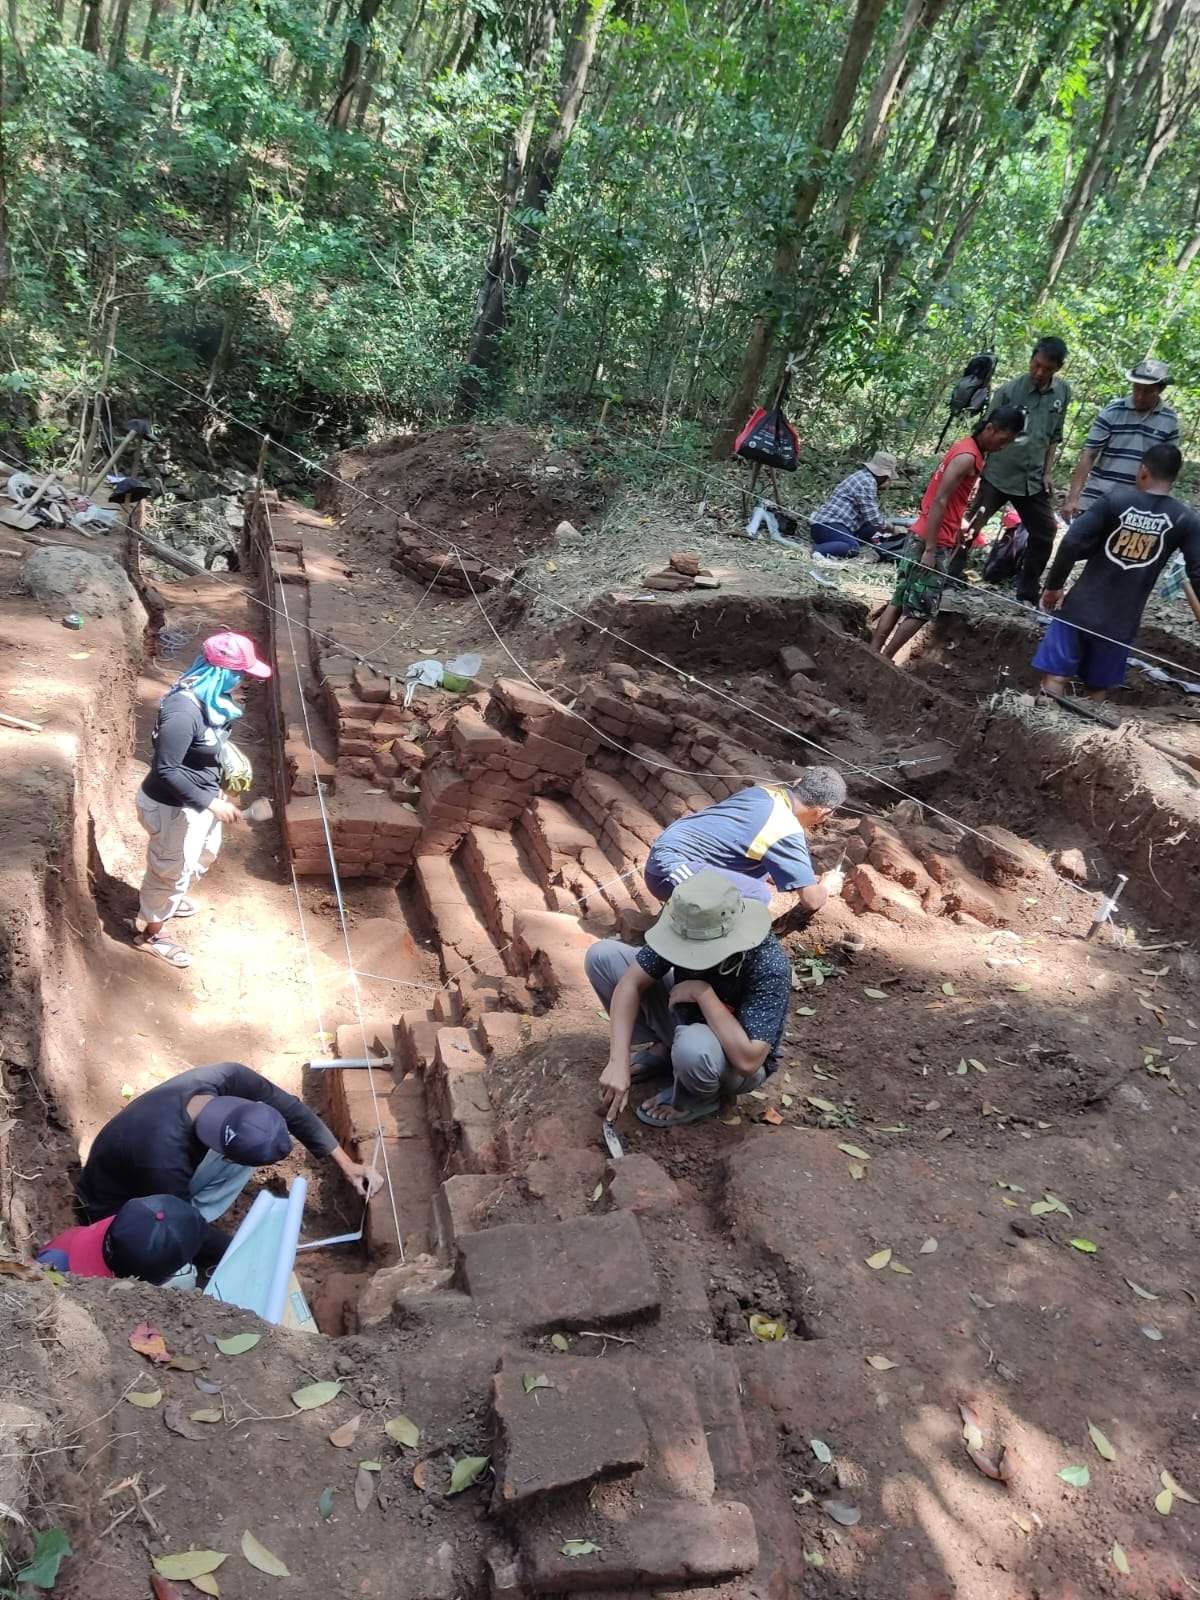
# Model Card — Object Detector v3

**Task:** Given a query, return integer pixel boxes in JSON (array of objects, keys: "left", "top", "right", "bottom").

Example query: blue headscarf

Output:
[{"left": 171, "top": 655, "right": 244, "bottom": 725}]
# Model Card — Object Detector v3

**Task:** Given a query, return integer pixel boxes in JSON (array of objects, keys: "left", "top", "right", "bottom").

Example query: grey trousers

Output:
[
  {"left": 162, "top": 1150, "right": 254, "bottom": 1291},
  {"left": 584, "top": 939, "right": 767, "bottom": 1104}
]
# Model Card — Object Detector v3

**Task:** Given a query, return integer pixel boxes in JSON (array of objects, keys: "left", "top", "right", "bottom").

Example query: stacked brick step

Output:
[
  {"left": 325, "top": 1020, "right": 439, "bottom": 1265},
  {"left": 392, "top": 518, "right": 511, "bottom": 593}
]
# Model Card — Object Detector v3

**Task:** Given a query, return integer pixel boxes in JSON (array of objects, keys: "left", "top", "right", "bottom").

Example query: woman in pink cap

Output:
[{"left": 133, "top": 631, "right": 271, "bottom": 967}]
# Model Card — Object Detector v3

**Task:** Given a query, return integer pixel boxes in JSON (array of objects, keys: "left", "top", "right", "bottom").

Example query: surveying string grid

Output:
[{"left": 105, "top": 347, "right": 1117, "bottom": 911}]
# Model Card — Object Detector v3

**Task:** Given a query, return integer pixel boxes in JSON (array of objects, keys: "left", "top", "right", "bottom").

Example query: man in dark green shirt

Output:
[{"left": 964, "top": 336, "right": 1070, "bottom": 604}]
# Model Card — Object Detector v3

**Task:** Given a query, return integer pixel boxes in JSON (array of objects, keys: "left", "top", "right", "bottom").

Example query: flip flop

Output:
[
  {"left": 635, "top": 1088, "right": 720, "bottom": 1129},
  {"left": 135, "top": 934, "right": 192, "bottom": 968}
]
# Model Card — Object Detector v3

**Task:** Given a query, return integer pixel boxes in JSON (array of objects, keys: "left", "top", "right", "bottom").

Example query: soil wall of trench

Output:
[{"left": 0, "top": 592, "right": 144, "bottom": 1255}]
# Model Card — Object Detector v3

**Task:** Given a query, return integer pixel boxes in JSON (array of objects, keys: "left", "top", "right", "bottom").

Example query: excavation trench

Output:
[{"left": 3, "top": 494, "right": 1200, "bottom": 1599}]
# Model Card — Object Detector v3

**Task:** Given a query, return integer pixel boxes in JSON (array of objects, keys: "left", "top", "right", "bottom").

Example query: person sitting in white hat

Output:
[
  {"left": 808, "top": 451, "right": 898, "bottom": 558},
  {"left": 1063, "top": 359, "right": 1179, "bottom": 522},
  {"left": 587, "top": 871, "right": 792, "bottom": 1131}
]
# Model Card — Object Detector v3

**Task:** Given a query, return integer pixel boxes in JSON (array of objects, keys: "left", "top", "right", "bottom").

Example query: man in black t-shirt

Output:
[
  {"left": 1034, "top": 444, "right": 1200, "bottom": 701},
  {"left": 586, "top": 871, "right": 792, "bottom": 1131},
  {"left": 76, "top": 1063, "right": 380, "bottom": 1274}
]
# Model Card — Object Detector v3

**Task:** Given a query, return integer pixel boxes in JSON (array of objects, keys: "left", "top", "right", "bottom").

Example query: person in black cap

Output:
[
  {"left": 75, "top": 1063, "right": 380, "bottom": 1273},
  {"left": 37, "top": 1194, "right": 207, "bottom": 1283}
]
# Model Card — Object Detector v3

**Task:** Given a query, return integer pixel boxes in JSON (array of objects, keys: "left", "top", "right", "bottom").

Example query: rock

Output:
[
  {"left": 668, "top": 551, "right": 701, "bottom": 576},
  {"left": 607, "top": 1153, "right": 681, "bottom": 1216},
  {"left": 456, "top": 1212, "right": 660, "bottom": 1332},
  {"left": 490, "top": 1354, "right": 649, "bottom": 1510},
  {"left": 779, "top": 645, "right": 818, "bottom": 677},
  {"left": 1052, "top": 846, "right": 1089, "bottom": 882},
  {"left": 969, "top": 824, "right": 1045, "bottom": 885},
  {"left": 358, "top": 1257, "right": 456, "bottom": 1327},
  {"left": 554, "top": 520, "right": 582, "bottom": 542},
  {"left": 20, "top": 547, "right": 147, "bottom": 643},
  {"left": 843, "top": 863, "right": 924, "bottom": 923}
]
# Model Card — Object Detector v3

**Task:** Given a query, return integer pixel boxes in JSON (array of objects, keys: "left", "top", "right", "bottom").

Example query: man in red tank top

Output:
[{"left": 871, "top": 405, "right": 1025, "bottom": 659}]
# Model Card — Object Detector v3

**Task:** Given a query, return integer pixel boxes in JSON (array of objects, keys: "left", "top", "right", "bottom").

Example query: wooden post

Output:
[{"left": 79, "top": 304, "right": 119, "bottom": 493}]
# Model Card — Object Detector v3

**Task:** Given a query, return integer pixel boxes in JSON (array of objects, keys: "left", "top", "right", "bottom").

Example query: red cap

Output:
[
  {"left": 1002, "top": 508, "right": 1021, "bottom": 530},
  {"left": 202, "top": 631, "right": 271, "bottom": 679},
  {"left": 38, "top": 1217, "right": 116, "bottom": 1278}
]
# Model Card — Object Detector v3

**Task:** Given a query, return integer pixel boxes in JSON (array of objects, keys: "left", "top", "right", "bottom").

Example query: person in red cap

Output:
[
  {"left": 37, "top": 1194, "right": 207, "bottom": 1283},
  {"left": 133, "top": 631, "right": 271, "bottom": 967}
]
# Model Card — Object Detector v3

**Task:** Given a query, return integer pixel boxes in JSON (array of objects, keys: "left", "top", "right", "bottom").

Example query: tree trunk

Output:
[
  {"left": 354, "top": 45, "right": 381, "bottom": 128},
  {"left": 712, "top": 0, "right": 889, "bottom": 458},
  {"left": 459, "top": 0, "right": 608, "bottom": 414},
  {"left": 107, "top": 0, "right": 133, "bottom": 65},
  {"left": 329, "top": 0, "right": 383, "bottom": 129},
  {"left": 81, "top": 0, "right": 103, "bottom": 53},
  {"left": 140, "top": 0, "right": 165, "bottom": 58},
  {"left": 1039, "top": 0, "right": 1186, "bottom": 297},
  {"left": 829, "top": 0, "right": 951, "bottom": 252}
]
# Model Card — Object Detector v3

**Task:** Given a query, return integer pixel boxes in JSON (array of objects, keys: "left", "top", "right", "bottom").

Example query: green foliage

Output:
[{"left": 0, "top": 0, "right": 1197, "bottom": 465}]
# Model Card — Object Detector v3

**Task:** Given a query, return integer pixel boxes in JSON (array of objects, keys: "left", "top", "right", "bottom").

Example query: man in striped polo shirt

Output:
[{"left": 1063, "top": 359, "right": 1179, "bottom": 521}]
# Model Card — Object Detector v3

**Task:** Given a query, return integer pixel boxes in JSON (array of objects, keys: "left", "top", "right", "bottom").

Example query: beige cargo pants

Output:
[{"left": 135, "top": 790, "right": 222, "bottom": 926}]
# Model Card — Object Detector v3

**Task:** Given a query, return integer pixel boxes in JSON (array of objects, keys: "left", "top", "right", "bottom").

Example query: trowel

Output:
[{"left": 601, "top": 1120, "right": 624, "bottom": 1160}]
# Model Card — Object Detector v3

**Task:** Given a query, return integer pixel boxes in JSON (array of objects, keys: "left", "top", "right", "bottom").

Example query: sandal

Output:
[
  {"left": 135, "top": 933, "right": 192, "bottom": 968},
  {"left": 635, "top": 1088, "right": 720, "bottom": 1129}
]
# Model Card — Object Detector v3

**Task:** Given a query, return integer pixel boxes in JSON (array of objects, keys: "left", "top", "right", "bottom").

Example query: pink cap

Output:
[
  {"left": 202, "top": 631, "right": 272, "bottom": 679},
  {"left": 1002, "top": 508, "right": 1021, "bottom": 530}
]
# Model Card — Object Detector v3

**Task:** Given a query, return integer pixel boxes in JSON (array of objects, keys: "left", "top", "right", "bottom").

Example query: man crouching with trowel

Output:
[{"left": 587, "top": 872, "right": 792, "bottom": 1131}]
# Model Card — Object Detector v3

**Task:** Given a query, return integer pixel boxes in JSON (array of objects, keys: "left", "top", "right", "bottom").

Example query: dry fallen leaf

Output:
[
  {"left": 126, "top": 1386, "right": 163, "bottom": 1409},
  {"left": 865, "top": 1354, "right": 898, "bottom": 1370},
  {"left": 1161, "top": 1470, "right": 1198, "bottom": 1504},
  {"left": 920, "top": 1237, "right": 938, "bottom": 1254},
  {"left": 329, "top": 1415, "right": 363, "bottom": 1449},
  {"left": 889, "top": 1261, "right": 914, "bottom": 1276},
  {"left": 1058, "top": 1464, "right": 1090, "bottom": 1488},
  {"left": 151, "top": 1553, "right": 227, "bottom": 1582},
  {"left": 354, "top": 1466, "right": 375, "bottom": 1514},
  {"left": 291, "top": 1381, "right": 342, "bottom": 1412},
  {"left": 748, "top": 1314, "right": 787, "bottom": 1342},
  {"left": 163, "top": 1403, "right": 205, "bottom": 1440},
  {"left": 838, "top": 1143, "right": 871, "bottom": 1161},
  {"left": 967, "top": 1445, "right": 1006, "bottom": 1482},
  {"left": 848, "top": 1161, "right": 866, "bottom": 1181},
  {"left": 1112, "top": 1542, "right": 1130, "bottom": 1575},
  {"left": 130, "top": 1324, "right": 172, "bottom": 1365},
  {"left": 215, "top": 1333, "right": 260, "bottom": 1357},
  {"left": 821, "top": 1498, "right": 861, "bottom": 1526},
  {"left": 1155, "top": 1487, "right": 1174, "bottom": 1516},
  {"left": 959, "top": 1401, "right": 984, "bottom": 1453},
  {"left": 1069, "top": 1238, "right": 1098, "bottom": 1254},
  {"left": 810, "top": 1438, "right": 833, "bottom": 1464},
  {"left": 386, "top": 1414, "right": 421, "bottom": 1446},
  {"left": 1088, "top": 1423, "right": 1116, "bottom": 1462},
  {"left": 241, "top": 1530, "right": 289, "bottom": 1577},
  {"left": 865, "top": 1248, "right": 892, "bottom": 1270},
  {"left": 1125, "top": 1278, "right": 1159, "bottom": 1301}
]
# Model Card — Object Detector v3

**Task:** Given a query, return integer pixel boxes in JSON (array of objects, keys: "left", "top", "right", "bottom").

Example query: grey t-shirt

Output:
[{"left": 1045, "top": 488, "right": 1200, "bottom": 642}]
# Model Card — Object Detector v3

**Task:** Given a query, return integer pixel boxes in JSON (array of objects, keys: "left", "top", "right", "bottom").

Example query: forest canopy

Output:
[{"left": 1, "top": 0, "right": 1198, "bottom": 466}]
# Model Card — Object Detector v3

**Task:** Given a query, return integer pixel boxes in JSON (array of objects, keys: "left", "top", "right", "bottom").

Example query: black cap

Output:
[
  {"left": 103, "top": 1195, "right": 208, "bottom": 1284},
  {"left": 194, "top": 1096, "right": 291, "bottom": 1166}
]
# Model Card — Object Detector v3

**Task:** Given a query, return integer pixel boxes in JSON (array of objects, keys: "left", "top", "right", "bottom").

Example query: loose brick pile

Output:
[
  {"left": 640, "top": 548, "right": 722, "bottom": 591},
  {"left": 392, "top": 517, "right": 511, "bottom": 592}
]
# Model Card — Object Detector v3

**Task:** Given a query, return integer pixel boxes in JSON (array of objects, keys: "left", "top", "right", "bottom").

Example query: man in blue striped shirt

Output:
[{"left": 1063, "top": 359, "right": 1179, "bottom": 520}]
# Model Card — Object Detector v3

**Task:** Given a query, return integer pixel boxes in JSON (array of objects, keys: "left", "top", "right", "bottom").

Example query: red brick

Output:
[
  {"left": 450, "top": 705, "right": 516, "bottom": 757},
  {"left": 520, "top": 1500, "right": 758, "bottom": 1590},
  {"left": 843, "top": 863, "right": 924, "bottom": 924},
  {"left": 522, "top": 732, "right": 588, "bottom": 777},
  {"left": 432, "top": 1174, "right": 507, "bottom": 1256},
  {"left": 491, "top": 1353, "right": 648, "bottom": 1510},
  {"left": 398, "top": 1014, "right": 441, "bottom": 1075},
  {"left": 476, "top": 1010, "right": 532, "bottom": 1057},
  {"left": 434, "top": 1026, "right": 488, "bottom": 1078},
  {"left": 457, "top": 1212, "right": 660, "bottom": 1332},
  {"left": 607, "top": 1154, "right": 680, "bottom": 1217}
]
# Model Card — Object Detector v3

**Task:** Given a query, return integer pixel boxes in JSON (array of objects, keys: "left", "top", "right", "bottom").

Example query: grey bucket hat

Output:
[{"left": 644, "top": 870, "right": 772, "bottom": 970}]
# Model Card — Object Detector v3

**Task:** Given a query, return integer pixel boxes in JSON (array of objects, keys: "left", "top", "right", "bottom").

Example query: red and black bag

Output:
[{"left": 733, "top": 406, "right": 800, "bottom": 471}]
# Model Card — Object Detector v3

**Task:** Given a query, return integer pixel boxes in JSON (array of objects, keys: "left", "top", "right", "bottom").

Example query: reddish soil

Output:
[
  {"left": 2, "top": 429, "right": 1199, "bottom": 1600},
  {"left": 327, "top": 423, "right": 600, "bottom": 570}
]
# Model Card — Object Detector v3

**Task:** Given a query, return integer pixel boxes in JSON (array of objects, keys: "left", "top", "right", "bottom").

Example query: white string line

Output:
[
  {"left": 604, "top": 423, "right": 1200, "bottom": 678},
  {"left": 0, "top": 438, "right": 450, "bottom": 683},
  {"left": 108, "top": 346, "right": 1200, "bottom": 688},
  {"left": 108, "top": 348, "right": 1099, "bottom": 906},
  {"left": 456, "top": 551, "right": 1011, "bottom": 855},
  {"left": 106, "top": 348, "right": 1062, "bottom": 803},
  {"left": 262, "top": 493, "right": 406, "bottom": 1263}
]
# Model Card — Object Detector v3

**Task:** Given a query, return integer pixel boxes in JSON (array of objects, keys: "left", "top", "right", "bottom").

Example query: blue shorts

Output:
[
  {"left": 644, "top": 856, "right": 774, "bottom": 905},
  {"left": 1032, "top": 617, "right": 1130, "bottom": 690}
]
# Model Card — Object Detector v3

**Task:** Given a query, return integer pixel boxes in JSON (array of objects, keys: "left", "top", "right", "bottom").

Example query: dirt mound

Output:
[{"left": 327, "top": 424, "right": 600, "bottom": 568}]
